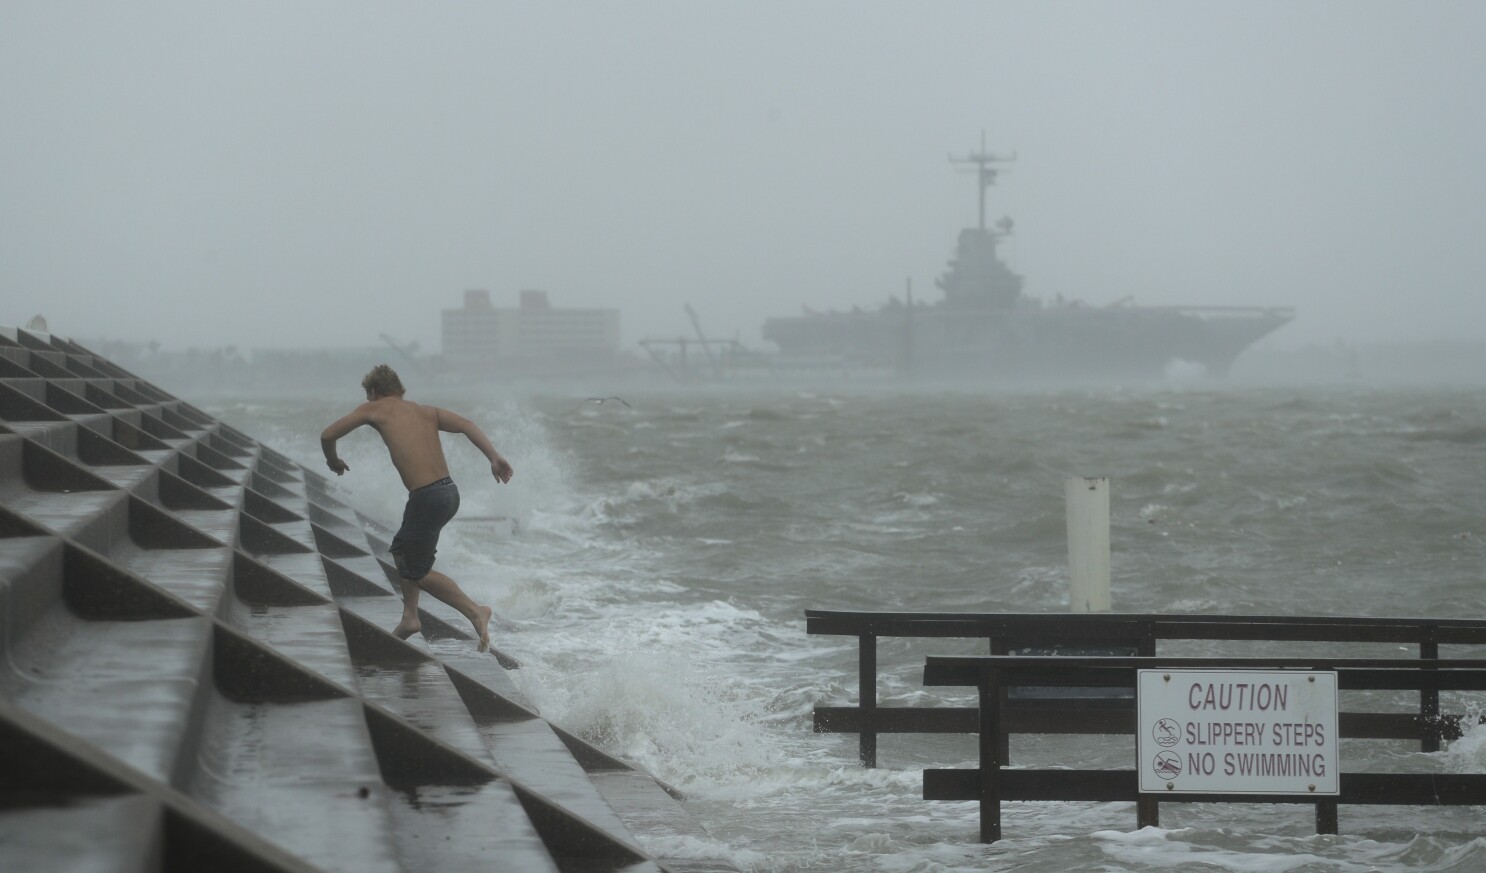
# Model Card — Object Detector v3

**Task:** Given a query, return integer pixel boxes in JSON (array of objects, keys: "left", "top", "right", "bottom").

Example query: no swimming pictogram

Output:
[{"left": 1152, "top": 751, "right": 1182, "bottom": 781}]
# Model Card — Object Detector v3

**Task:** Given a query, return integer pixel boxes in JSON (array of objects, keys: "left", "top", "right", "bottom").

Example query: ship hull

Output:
[{"left": 763, "top": 303, "right": 1294, "bottom": 382}]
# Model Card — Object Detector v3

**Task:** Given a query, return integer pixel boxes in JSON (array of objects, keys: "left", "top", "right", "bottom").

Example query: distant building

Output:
[{"left": 441, "top": 289, "right": 621, "bottom": 373}]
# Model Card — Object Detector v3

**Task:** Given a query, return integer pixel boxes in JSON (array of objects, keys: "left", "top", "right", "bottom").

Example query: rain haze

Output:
[
  {"left": 5, "top": 7, "right": 1486, "bottom": 873},
  {"left": 2, "top": 1, "right": 1484, "bottom": 357}
]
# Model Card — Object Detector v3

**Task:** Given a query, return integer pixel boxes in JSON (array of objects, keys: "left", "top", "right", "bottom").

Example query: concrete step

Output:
[
  {"left": 1, "top": 609, "right": 210, "bottom": 782},
  {"left": 0, "top": 795, "right": 163, "bottom": 873},
  {"left": 186, "top": 691, "right": 403, "bottom": 873}
]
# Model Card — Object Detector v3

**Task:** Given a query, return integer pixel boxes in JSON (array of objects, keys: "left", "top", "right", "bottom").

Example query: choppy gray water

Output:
[{"left": 213, "top": 385, "right": 1486, "bottom": 872}]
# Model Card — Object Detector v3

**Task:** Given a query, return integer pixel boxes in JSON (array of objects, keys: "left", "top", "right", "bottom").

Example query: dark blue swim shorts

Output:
[{"left": 389, "top": 477, "right": 460, "bottom": 581}]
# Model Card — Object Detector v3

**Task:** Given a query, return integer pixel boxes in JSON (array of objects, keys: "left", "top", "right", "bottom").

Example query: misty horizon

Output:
[{"left": 3, "top": 2, "right": 1484, "bottom": 356}]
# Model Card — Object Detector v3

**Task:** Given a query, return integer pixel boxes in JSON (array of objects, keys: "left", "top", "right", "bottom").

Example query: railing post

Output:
[
  {"left": 859, "top": 632, "right": 877, "bottom": 767},
  {"left": 1420, "top": 633, "right": 1440, "bottom": 753},
  {"left": 978, "top": 673, "right": 1003, "bottom": 843},
  {"left": 1137, "top": 629, "right": 1157, "bottom": 658},
  {"left": 1316, "top": 800, "right": 1339, "bottom": 834},
  {"left": 1136, "top": 628, "right": 1159, "bottom": 828},
  {"left": 1066, "top": 476, "right": 1111, "bottom": 613},
  {"left": 1136, "top": 797, "right": 1160, "bottom": 828},
  {"left": 989, "top": 636, "right": 1011, "bottom": 764}
]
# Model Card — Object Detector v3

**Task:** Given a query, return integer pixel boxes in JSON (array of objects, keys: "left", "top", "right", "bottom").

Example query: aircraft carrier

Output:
[{"left": 762, "top": 143, "right": 1294, "bottom": 382}]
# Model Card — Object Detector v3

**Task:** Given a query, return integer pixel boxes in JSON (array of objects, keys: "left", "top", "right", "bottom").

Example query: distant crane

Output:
[
  {"left": 638, "top": 305, "right": 773, "bottom": 383},
  {"left": 379, "top": 334, "right": 428, "bottom": 377},
  {"left": 684, "top": 303, "right": 724, "bottom": 380}
]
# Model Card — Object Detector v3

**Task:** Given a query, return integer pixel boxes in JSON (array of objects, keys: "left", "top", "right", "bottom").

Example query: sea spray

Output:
[
  {"left": 1442, "top": 705, "right": 1486, "bottom": 775},
  {"left": 510, "top": 643, "right": 784, "bottom": 793}
]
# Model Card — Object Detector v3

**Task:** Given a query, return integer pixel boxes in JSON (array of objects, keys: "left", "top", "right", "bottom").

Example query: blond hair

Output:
[{"left": 361, "top": 364, "right": 405, "bottom": 398}]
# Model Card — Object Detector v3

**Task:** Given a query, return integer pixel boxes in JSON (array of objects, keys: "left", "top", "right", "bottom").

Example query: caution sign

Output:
[{"left": 1136, "top": 670, "right": 1339, "bottom": 795}]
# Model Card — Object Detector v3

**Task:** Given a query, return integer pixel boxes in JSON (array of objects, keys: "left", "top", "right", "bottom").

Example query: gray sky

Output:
[{"left": 3, "top": 1, "right": 1483, "bottom": 352}]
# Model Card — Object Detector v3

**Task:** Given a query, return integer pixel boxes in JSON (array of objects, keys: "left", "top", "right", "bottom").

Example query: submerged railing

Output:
[
  {"left": 807, "top": 610, "right": 1486, "bottom": 842},
  {"left": 807, "top": 610, "right": 1486, "bottom": 766},
  {"left": 923, "top": 654, "right": 1486, "bottom": 842}
]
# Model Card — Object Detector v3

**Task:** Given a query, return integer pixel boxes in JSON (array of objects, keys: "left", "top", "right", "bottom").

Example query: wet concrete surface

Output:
[
  {"left": 2, "top": 609, "right": 209, "bottom": 782},
  {"left": 0, "top": 326, "right": 731, "bottom": 873},
  {"left": 188, "top": 693, "right": 401, "bottom": 873},
  {"left": 0, "top": 795, "right": 162, "bottom": 873}
]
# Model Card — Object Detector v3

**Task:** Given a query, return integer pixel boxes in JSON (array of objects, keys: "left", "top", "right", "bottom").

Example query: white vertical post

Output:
[{"left": 1066, "top": 477, "right": 1111, "bottom": 612}]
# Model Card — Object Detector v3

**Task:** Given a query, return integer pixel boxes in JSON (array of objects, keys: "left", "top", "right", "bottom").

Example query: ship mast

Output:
[{"left": 950, "top": 131, "right": 1016, "bottom": 231}]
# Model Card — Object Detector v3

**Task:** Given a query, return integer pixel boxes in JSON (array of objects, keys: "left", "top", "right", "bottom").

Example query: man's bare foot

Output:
[
  {"left": 474, "top": 605, "right": 492, "bottom": 653},
  {"left": 392, "top": 617, "right": 422, "bottom": 640}
]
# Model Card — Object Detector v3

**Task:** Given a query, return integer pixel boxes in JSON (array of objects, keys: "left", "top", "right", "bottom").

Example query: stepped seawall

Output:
[{"left": 0, "top": 325, "right": 730, "bottom": 873}]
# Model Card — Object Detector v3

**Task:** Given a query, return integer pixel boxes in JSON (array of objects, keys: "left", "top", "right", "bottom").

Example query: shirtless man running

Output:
[{"left": 320, "top": 365, "right": 513, "bottom": 651}]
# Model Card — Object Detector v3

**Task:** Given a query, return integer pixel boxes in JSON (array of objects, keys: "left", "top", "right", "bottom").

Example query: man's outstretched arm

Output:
[
  {"left": 436, "top": 408, "right": 514, "bottom": 483},
  {"left": 320, "top": 405, "right": 372, "bottom": 475}
]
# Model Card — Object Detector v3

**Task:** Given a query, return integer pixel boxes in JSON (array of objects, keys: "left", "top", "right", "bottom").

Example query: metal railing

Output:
[
  {"left": 806, "top": 610, "right": 1486, "bottom": 766},
  {"left": 922, "top": 655, "right": 1486, "bottom": 842}
]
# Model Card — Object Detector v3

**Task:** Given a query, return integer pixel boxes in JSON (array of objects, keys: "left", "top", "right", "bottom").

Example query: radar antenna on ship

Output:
[{"left": 949, "top": 131, "right": 1016, "bottom": 232}]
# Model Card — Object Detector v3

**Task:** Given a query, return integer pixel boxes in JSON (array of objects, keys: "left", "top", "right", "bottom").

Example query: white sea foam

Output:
[
  {"left": 1442, "top": 707, "right": 1486, "bottom": 774},
  {"left": 580, "top": 478, "right": 731, "bottom": 522},
  {"left": 639, "top": 834, "right": 768, "bottom": 870},
  {"left": 1092, "top": 829, "right": 1346, "bottom": 872},
  {"left": 1093, "top": 826, "right": 1486, "bottom": 873},
  {"left": 509, "top": 643, "right": 786, "bottom": 794},
  {"left": 1139, "top": 502, "right": 1169, "bottom": 521}
]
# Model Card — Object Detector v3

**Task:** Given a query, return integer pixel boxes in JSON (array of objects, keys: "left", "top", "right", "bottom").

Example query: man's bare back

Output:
[{"left": 321, "top": 395, "right": 515, "bottom": 490}]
